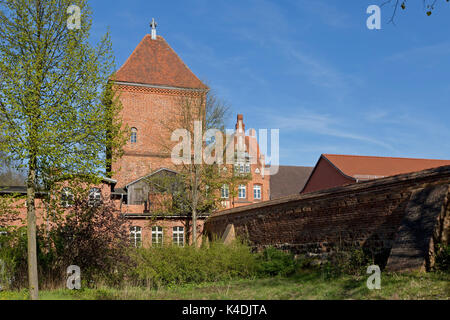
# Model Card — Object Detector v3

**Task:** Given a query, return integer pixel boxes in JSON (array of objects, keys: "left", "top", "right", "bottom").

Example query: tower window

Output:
[{"left": 131, "top": 127, "right": 137, "bottom": 144}]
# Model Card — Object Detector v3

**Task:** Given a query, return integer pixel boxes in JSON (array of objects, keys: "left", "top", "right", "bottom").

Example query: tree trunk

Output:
[
  {"left": 26, "top": 163, "right": 39, "bottom": 300},
  {"left": 192, "top": 207, "right": 197, "bottom": 247}
]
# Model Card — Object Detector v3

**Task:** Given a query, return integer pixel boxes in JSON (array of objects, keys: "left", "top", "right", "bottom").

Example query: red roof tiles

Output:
[
  {"left": 323, "top": 154, "right": 450, "bottom": 180},
  {"left": 114, "top": 35, "right": 208, "bottom": 90}
]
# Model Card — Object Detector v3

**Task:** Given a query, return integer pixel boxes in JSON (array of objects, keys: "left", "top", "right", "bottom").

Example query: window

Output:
[
  {"left": 152, "top": 226, "right": 163, "bottom": 246},
  {"left": 238, "top": 185, "right": 246, "bottom": 199},
  {"left": 61, "top": 188, "right": 74, "bottom": 208},
  {"left": 130, "top": 226, "right": 142, "bottom": 248},
  {"left": 234, "top": 161, "right": 251, "bottom": 176},
  {"left": 173, "top": 226, "right": 184, "bottom": 247},
  {"left": 253, "top": 185, "right": 261, "bottom": 200},
  {"left": 221, "top": 185, "right": 229, "bottom": 199},
  {"left": 131, "top": 127, "right": 137, "bottom": 144},
  {"left": 88, "top": 188, "right": 101, "bottom": 207}
]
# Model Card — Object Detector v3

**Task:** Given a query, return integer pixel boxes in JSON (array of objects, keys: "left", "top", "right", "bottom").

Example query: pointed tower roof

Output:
[{"left": 115, "top": 35, "right": 208, "bottom": 90}]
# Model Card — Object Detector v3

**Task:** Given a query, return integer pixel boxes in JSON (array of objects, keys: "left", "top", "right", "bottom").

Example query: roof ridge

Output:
[
  {"left": 115, "top": 34, "right": 151, "bottom": 79},
  {"left": 160, "top": 35, "right": 208, "bottom": 90},
  {"left": 323, "top": 154, "right": 450, "bottom": 162}
]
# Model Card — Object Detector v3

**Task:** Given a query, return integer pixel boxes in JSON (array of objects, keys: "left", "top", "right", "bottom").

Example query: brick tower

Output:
[{"left": 111, "top": 22, "right": 208, "bottom": 187}]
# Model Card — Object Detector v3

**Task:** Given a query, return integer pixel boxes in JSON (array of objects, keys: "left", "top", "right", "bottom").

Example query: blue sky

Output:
[{"left": 90, "top": 0, "right": 450, "bottom": 167}]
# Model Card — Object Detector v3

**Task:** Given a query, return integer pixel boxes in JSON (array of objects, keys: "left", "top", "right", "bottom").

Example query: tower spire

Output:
[{"left": 150, "top": 18, "right": 157, "bottom": 40}]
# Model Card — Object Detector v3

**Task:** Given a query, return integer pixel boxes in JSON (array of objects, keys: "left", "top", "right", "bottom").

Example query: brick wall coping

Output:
[{"left": 209, "top": 165, "right": 450, "bottom": 219}]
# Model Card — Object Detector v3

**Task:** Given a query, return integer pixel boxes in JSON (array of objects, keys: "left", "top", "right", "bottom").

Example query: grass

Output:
[{"left": 1, "top": 271, "right": 448, "bottom": 300}]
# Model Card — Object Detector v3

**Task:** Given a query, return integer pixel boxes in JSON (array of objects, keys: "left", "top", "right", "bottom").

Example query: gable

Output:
[
  {"left": 301, "top": 157, "right": 355, "bottom": 194},
  {"left": 126, "top": 168, "right": 178, "bottom": 205}
]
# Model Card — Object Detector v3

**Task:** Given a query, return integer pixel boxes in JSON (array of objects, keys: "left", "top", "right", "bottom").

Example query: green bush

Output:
[
  {"left": 0, "top": 228, "right": 29, "bottom": 290},
  {"left": 256, "top": 247, "right": 297, "bottom": 277},
  {"left": 435, "top": 244, "right": 450, "bottom": 272},
  {"left": 128, "top": 241, "right": 258, "bottom": 288},
  {"left": 320, "top": 248, "right": 372, "bottom": 279}
]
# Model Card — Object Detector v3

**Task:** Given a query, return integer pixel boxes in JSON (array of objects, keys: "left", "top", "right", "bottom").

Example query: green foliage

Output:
[
  {"left": 127, "top": 241, "right": 258, "bottom": 288},
  {"left": 256, "top": 247, "right": 297, "bottom": 277},
  {"left": 1, "top": 271, "right": 449, "bottom": 300},
  {"left": 0, "top": 228, "right": 28, "bottom": 290},
  {"left": 0, "top": 0, "right": 126, "bottom": 186},
  {"left": 320, "top": 248, "right": 373, "bottom": 279},
  {"left": 435, "top": 244, "right": 450, "bottom": 272},
  {"left": 0, "top": 197, "right": 131, "bottom": 289}
]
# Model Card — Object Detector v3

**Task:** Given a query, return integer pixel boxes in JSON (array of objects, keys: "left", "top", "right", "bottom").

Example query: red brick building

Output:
[
  {"left": 301, "top": 154, "right": 450, "bottom": 194},
  {"left": 109, "top": 26, "right": 270, "bottom": 246}
]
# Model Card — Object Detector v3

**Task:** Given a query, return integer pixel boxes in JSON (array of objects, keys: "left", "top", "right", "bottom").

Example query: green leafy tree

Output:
[{"left": 0, "top": 0, "right": 125, "bottom": 299}]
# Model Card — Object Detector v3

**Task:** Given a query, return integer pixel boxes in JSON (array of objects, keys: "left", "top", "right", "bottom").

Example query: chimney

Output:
[
  {"left": 150, "top": 18, "right": 157, "bottom": 40},
  {"left": 235, "top": 114, "right": 245, "bottom": 132}
]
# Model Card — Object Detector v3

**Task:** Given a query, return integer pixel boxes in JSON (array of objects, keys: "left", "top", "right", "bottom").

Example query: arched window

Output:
[
  {"left": 238, "top": 185, "right": 246, "bottom": 199},
  {"left": 88, "top": 188, "right": 101, "bottom": 207},
  {"left": 131, "top": 127, "right": 137, "bottom": 144},
  {"left": 61, "top": 188, "right": 74, "bottom": 208},
  {"left": 130, "top": 226, "right": 142, "bottom": 248}
]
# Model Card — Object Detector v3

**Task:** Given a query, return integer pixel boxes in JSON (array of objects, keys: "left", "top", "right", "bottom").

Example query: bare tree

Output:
[
  {"left": 150, "top": 90, "right": 249, "bottom": 246},
  {"left": 381, "top": 0, "right": 449, "bottom": 24}
]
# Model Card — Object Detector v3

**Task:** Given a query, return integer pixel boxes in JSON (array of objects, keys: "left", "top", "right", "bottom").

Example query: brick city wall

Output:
[{"left": 204, "top": 166, "right": 450, "bottom": 271}]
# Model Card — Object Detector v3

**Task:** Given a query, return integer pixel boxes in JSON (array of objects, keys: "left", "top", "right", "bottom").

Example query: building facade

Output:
[{"left": 109, "top": 27, "right": 270, "bottom": 246}]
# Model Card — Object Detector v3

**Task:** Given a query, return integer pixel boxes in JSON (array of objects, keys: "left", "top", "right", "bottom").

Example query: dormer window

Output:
[{"left": 131, "top": 127, "right": 137, "bottom": 144}]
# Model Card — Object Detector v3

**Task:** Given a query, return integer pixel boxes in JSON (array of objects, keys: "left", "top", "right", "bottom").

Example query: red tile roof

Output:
[
  {"left": 114, "top": 35, "right": 208, "bottom": 90},
  {"left": 323, "top": 154, "right": 450, "bottom": 180}
]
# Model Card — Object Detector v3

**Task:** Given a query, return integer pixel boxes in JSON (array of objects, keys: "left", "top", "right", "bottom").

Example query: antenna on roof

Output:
[{"left": 150, "top": 18, "right": 157, "bottom": 40}]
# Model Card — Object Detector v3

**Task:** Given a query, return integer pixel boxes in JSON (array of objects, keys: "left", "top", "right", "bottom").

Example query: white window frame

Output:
[
  {"left": 88, "top": 188, "right": 102, "bottom": 207},
  {"left": 152, "top": 226, "right": 163, "bottom": 246},
  {"left": 221, "top": 184, "right": 229, "bottom": 199},
  {"left": 61, "top": 188, "right": 74, "bottom": 208},
  {"left": 172, "top": 226, "right": 184, "bottom": 247},
  {"left": 238, "top": 185, "right": 246, "bottom": 199},
  {"left": 130, "top": 226, "right": 142, "bottom": 248},
  {"left": 253, "top": 185, "right": 262, "bottom": 200}
]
